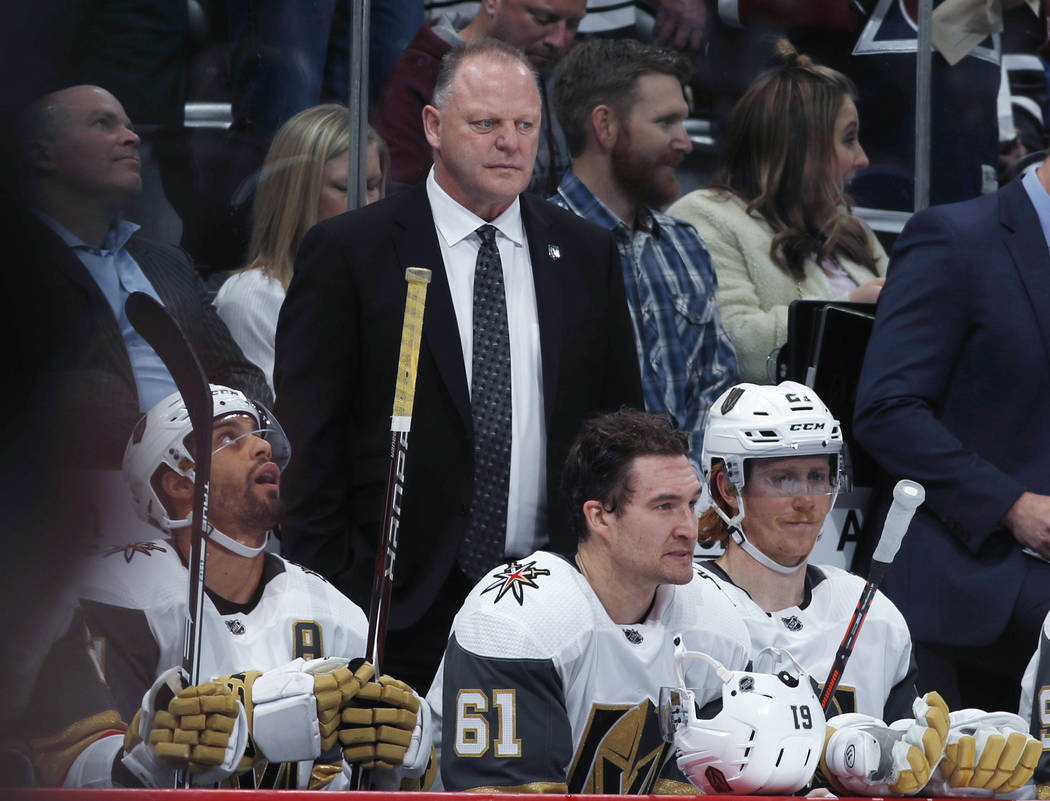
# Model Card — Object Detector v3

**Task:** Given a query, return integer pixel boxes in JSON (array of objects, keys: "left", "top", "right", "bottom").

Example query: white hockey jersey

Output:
[
  {"left": 1020, "top": 611, "right": 1050, "bottom": 789},
  {"left": 426, "top": 551, "right": 752, "bottom": 793},
  {"left": 694, "top": 560, "right": 916, "bottom": 721},
  {"left": 34, "top": 539, "right": 367, "bottom": 788},
  {"left": 77, "top": 539, "right": 367, "bottom": 698}
]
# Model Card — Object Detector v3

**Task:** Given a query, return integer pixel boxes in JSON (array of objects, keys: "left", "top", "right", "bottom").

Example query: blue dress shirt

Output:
[
  {"left": 1022, "top": 167, "right": 1050, "bottom": 251},
  {"left": 38, "top": 214, "right": 177, "bottom": 412}
]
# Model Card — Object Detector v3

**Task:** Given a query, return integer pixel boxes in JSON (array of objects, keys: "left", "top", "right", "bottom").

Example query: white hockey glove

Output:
[
  {"left": 251, "top": 656, "right": 373, "bottom": 763},
  {"left": 822, "top": 691, "right": 950, "bottom": 796},
  {"left": 923, "top": 710, "right": 1040, "bottom": 796},
  {"left": 339, "top": 668, "right": 426, "bottom": 775}
]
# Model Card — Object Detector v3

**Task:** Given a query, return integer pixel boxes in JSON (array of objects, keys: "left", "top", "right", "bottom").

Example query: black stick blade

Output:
[
  {"left": 125, "top": 291, "right": 212, "bottom": 697},
  {"left": 125, "top": 292, "right": 211, "bottom": 434}
]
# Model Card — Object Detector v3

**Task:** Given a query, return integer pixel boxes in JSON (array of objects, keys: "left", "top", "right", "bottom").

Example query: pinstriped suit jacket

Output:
[{"left": 34, "top": 220, "right": 272, "bottom": 469}]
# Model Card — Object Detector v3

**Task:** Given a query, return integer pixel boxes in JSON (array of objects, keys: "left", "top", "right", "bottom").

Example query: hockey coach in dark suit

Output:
[
  {"left": 275, "top": 38, "right": 643, "bottom": 690},
  {"left": 854, "top": 158, "right": 1050, "bottom": 712},
  {"left": 22, "top": 84, "right": 271, "bottom": 470}
]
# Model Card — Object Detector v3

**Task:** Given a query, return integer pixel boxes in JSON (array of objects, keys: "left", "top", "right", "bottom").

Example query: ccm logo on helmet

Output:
[{"left": 789, "top": 422, "right": 825, "bottom": 431}]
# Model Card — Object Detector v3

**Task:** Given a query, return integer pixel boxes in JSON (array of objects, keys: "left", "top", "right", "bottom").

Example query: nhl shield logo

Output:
[
  {"left": 225, "top": 619, "right": 246, "bottom": 635},
  {"left": 623, "top": 628, "right": 643, "bottom": 644},
  {"left": 781, "top": 615, "right": 803, "bottom": 631}
]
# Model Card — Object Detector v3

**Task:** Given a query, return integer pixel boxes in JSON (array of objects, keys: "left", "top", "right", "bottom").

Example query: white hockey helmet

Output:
[
  {"left": 123, "top": 385, "right": 290, "bottom": 533},
  {"left": 661, "top": 635, "right": 826, "bottom": 795},
  {"left": 701, "top": 381, "right": 847, "bottom": 492},
  {"left": 700, "top": 382, "right": 849, "bottom": 573}
]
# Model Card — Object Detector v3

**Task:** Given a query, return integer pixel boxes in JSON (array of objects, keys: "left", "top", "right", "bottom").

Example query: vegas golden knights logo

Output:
[{"left": 567, "top": 699, "right": 672, "bottom": 793}]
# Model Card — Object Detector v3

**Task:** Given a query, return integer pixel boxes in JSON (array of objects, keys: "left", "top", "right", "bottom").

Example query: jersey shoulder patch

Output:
[
  {"left": 100, "top": 540, "right": 170, "bottom": 563},
  {"left": 478, "top": 559, "right": 554, "bottom": 606},
  {"left": 80, "top": 539, "right": 184, "bottom": 610},
  {"left": 452, "top": 551, "right": 600, "bottom": 661}
]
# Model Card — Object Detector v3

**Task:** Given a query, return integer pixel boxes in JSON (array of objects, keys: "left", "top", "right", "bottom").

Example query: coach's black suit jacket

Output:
[
  {"left": 275, "top": 183, "right": 643, "bottom": 627},
  {"left": 33, "top": 220, "right": 272, "bottom": 470},
  {"left": 855, "top": 175, "right": 1050, "bottom": 646}
]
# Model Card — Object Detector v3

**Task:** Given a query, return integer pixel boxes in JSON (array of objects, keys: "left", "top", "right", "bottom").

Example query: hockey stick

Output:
[
  {"left": 352, "top": 267, "right": 432, "bottom": 789},
  {"left": 126, "top": 291, "right": 212, "bottom": 788},
  {"left": 819, "top": 479, "right": 925, "bottom": 712}
]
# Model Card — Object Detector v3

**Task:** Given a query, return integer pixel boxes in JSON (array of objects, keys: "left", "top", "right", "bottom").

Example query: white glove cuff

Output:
[
  {"left": 120, "top": 666, "right": 185, "bottom": 788},
  {"left": 341, "top": 688, "right": 432, "bottom": 790},
  {"left": 825, "top": 724, "right": 893, "bottom": 795},
  {"left": 188, "top": 700, "right": 249, "bottom": 786},
  {"left": 64, "top": 733, "right": 124, "bottom": 788},
  {"left": 121, "top": 739, "right": 171, "bottom": 789},
  {"left": 400, "top": 689, "right": 431, "bottom": 777},
  {"left": 252, "top": 656, "right": 350, "bottom": 764}
]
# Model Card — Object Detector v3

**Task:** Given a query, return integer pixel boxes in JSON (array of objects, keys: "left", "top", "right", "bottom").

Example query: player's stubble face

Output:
[
  {"left": 208, "top": 422, "right": 284, "bottom": 537},
  {"left": 606, "top": 455, "right": 700, "bottom": 590}
]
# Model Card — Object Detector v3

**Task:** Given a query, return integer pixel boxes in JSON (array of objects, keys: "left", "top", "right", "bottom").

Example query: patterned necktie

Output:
[{"left": 458, "top": 224, "right": 512, "bottom": 581}]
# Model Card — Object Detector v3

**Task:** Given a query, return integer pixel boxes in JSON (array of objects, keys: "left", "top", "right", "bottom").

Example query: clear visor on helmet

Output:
[
  {"left": 658, "top": 685, "right": 693, "bottom": 744},
  {"left": 209, "top": 410, "right": 291, "bottom": 470},
  {"left": 740, "top": 451, "right": 851, "bottom": 499}
]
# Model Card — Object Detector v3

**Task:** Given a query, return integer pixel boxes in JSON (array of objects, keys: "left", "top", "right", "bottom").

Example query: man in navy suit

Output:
[
  {"left": 274, "top": 38, "right": 642, "bottom": 691},
  {"left": 854, "top": 158, "right": 1050, "bottom": 712}
]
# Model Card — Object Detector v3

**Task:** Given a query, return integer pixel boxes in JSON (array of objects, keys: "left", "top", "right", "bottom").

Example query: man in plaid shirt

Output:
[{"left": 551, "top": 38, "right": 737, "bottom": 465}]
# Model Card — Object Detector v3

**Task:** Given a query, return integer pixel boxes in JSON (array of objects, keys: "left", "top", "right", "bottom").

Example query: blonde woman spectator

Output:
[
  {"left": 668, "top": 41, "right": 887, "bottom": 383},
  {"left": 215, "top": 105, "right": 388, "bottom": 390}
]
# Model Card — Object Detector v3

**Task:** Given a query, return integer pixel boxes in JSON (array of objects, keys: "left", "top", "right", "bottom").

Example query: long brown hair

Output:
[
  {"left": 698, "top": 460, "right": 735, "bottom": 547},
  {"left": 712, "top": 40, "right": 877, "bottom": 281}
]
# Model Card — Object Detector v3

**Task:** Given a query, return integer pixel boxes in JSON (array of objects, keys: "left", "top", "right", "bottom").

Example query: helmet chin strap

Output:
[
  {"left": 714, "top": 496, "right": 806, "bottom": 576},
  {"left": 169, "top": 518, "right": 269, "bottom": 558},
  {"left": 205, "top": 524, "right": 269, "bottom": 558},
  {"left": 730, "top": 527, "right": 805, "bottom": 575}
]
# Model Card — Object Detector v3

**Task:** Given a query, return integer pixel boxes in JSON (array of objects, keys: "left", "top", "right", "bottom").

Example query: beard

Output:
[
  {"left": 211, "top": 466, "right": 285, "bottom": 535},
  {"left": 610, "top": 133, "right": 681, "bottom": 212}
]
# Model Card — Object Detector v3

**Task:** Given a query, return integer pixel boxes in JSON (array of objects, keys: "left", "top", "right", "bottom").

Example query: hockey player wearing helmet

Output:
[
  {"left": 670, "top": 381, "right": 1038, "bottom": 797},
  {"left": 426, "top": 409, "right": 752, "bottom": 793},
  {"left": 20, "top": 386, "right": 433, "bottom": 790}
]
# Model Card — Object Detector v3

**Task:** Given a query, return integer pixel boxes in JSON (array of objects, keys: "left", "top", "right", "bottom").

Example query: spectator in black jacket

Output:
[{"left": 22, "top": 84, "right": 271, "bottom": 470}]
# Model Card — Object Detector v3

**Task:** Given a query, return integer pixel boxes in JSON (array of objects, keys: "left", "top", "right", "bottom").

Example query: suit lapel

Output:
[
  {"left": 38, "top": 219, "right": 137, "bottom": 390},
  {"left": 37, "top": 219, "right": 111, "bottom": 302},
  {"left": 393, "top": 186, "right": 472, "bottom": 430},
  {"left": 1000, "top": 177, "right": 1050, "bottom": 364},
  {"left": 521, "top": 195, "right": 563, "bottom": 423}
]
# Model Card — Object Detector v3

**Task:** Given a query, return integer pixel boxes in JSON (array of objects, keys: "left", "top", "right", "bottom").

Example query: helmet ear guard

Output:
[{"left": 660, "top": 635, "right": 826, "bottom": 794}]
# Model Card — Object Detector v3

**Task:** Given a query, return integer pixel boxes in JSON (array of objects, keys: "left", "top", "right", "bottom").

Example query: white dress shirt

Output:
[{"left": 426, "top": 169, "right": 547, "bottom": 557}]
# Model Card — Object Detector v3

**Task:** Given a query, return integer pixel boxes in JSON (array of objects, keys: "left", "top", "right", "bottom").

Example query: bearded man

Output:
[{"left": 551, "top": 38, "right": 737, "bottom": 466}]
